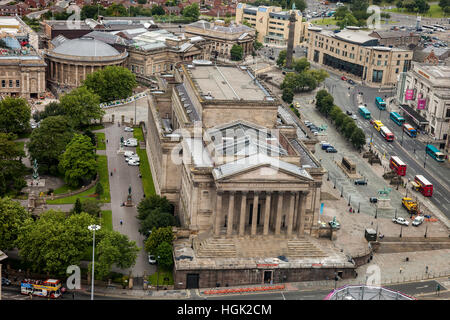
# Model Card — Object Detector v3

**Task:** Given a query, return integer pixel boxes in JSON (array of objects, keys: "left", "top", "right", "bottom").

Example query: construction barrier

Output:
[{"left": 203, "top": 285, "right": 285, "bottom": 295}]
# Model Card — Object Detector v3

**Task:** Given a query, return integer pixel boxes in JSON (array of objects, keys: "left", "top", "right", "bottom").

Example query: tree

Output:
[
  {"left": 60, "top": 86, "right": 103, "bottom": 129},
  {"left": 144, "top": 226, "right": 175, "bottom": 254},
  {"left": 415, "top": 0, "right": 430, "bottom": 13},
  {"left": 335, "top": 112, "right": 346, "bottom": 128},
  {"left": 84, "top": 129, "right": 96, "bottom": 147},
  {"left": 282, "top": 87, "right": 294, "bottom": 103},
  {"left": 106, "top": 3, "right": 128, "bottom": 16},
  {"left": 81, "top": 4, "right": 106, "bottom": 19},
  {"left": 335, "top": 6, "right": 350, "bottom": 20},
  {"left": 37, "top": 102, "right": 66, "bottom": 121},
  {"left": 351, "top": 127, "right": 366, "bottom": 149},
  {"left": 155, "top": 241, "right": 173, "bottom": 269},
  {"left": 182, "top": 3, "right": 200, "bottom": 20},
  {"left": 396, "top": 0, "right": 403, "bottom": 8},
  {"left": 95, "top": 182, "right": 104, "bottom": 199},
  {"left": 293, "top": 0, "right": 307, "bottom": 11},
  {"left": 230, "top": 44, "right": 244, "bottom": 61},
  {"left": 292, "top": 57, "right": 310, "bottom": 73},
  {"left": 340, "top": 116, "right": 353, "bottom": 131},
  {"left": 308, "top": 69, "right": 329, "bottom": 84},
  {"left": 315, "top": 89, "right": 329, "bottom": 108},
  {"left": 16, "top": 211, "right": 97, "bottom": 275},
  {"left": 318, "top": 95, "right": 334, "bottom": 116},
  {"left": 276, "top": 50, "right": 287, "bottom": 67},
  {"left": 138, "top": 0, "right": 147, "bottom": 4},
  {"left": 94, "top": 231, "right": 140, "bottom": 279},
  {"left": 73, "top": 198, "right": 82, "bottom": 214},
  {"left": 439, "top": 0, "right": 450, "bottom": 13},
  {"left": 58, "top": 134, "right": 97, "bottom": 188},
  {"left": 337, "top": 12, "right": 358, "bottom": 29},
  {"left": 82, "top": 66, "right": 138, "bottom": 103},
  {"left": 253, "top": 40, "right": 263, "bottom": 51},
  {"left": 0, "top": 197, "right": 32, "bottom": 250},
  {"left": 137, "top": 195, "right": 174, "bottom": 237},
  {"left": 137, "top": 195, "right": 173, "bottom": 220},
  {"left": 81, "top": 199, "right": 102, "bottom": 217},
  {"left": 0, "top": 133, "right": 27, "bottom": 196},
  {"left": 343, "top": 120, "right": 357, "bottom": 139},
  {"left": 0, "top": 97, "right": 31, "bottom": 135},
  {"left": 151, "top": 4, "right": 165, "bottom": 15},
  {"left": 27, "top": 116, "right": 74, "bottom": 175},
  {"left": 330, "top": 105, "right": 342, "bottom": 122}
]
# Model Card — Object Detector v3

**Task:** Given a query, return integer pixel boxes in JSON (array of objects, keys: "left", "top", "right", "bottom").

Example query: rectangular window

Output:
[
  {"left": 9, "top": 80, "right": 12, "bottom": 87},
  {"left": 377, "top": 60, "right": 381, "bottom": 66},
  {"left": 397, "top": 60, "right": 400, "bottom": 65},
  {"left": 1, "top": 80, "right": 5, "bottom": 88},
  {"left": 16, "top": 80, "right": 19, "bottom": 87},
  {"left": 395, "top": 68, "right": 399, "bottom": 73}
]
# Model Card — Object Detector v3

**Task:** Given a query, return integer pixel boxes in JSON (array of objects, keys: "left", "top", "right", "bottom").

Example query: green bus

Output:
[{"left": 358, "top": 106, "right": 371, "bottom": 119}]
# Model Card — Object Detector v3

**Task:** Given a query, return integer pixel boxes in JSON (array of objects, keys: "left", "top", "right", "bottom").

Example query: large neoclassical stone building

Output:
[
  {"left": 44, "top": 36, "right": 128, "bottom": 95},
  {"left": 146, "top": 61, "right": 354, "bottom": 289}
]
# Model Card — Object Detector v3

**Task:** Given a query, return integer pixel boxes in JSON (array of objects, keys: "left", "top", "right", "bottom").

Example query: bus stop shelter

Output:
[{"left": 399, "top": 104, "right": 429, "bottom": 132}]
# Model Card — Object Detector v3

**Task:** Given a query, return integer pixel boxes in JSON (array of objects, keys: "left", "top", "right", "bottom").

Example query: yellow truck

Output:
[{"left": 402, "top": 197, "right": 418, "bottom": 214}]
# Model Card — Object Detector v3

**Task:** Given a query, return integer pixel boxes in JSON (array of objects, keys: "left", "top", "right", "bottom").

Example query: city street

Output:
[{"left": 103, "top": 122, "right": 155, "bottom": 280}]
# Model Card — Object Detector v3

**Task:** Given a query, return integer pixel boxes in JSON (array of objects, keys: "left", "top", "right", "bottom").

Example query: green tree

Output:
[
  {"left": 0, "top": 97, "right": 31, "bottom": 135},
  {"left": 293, "top": 0, "right": 307, "bottom": 11},
  {"left": 292, "top": 57, "right": 310, "bottom": 73},
  {"left": 0, "top": 133, "right": 27, "bottom": 196},
  {"left": 95, "top": 182, "right": 104, "bottom": 199},
  {"left": 0, "top": 197, "right": 32, "bottom": 250},
  {"left": 81, "top": 4, "right": 106, "bottom": 19},
  {"left": 58, "top": 134, "right": 97, "bottom": 188},
  {"left": 151, "top": 4, "right": 165, "bottom": 15},
  {"left": 182, "top": 3, "right": 200, "bottom": 20},
  {"left": 17, "top": 211, "right": 97, "bottom": 275},
  {"left": 27, "top": 116, "right": 74, "bottom": 175},
  {"left": 81, "top": 199, "right": 102, "bottom": 217},
  {"left": 60, "top": 86, "right": 104, "bottom": 129},
  {"left": 73, "top": 198, "right": 82, "bottom": 214},
  {"left": 351, "top": 127, "right": 366, "bottom": 149},
  {"left": 335, "top": 112, "right": 346, "bottom": 128},
  {"left": 318, "top": 95, "right": 334, "bottom": 116},
  {"left": 37, "top": 102, "right": 66, "bottom": 121},
  {"left": 282, "top": 87, "right": 294, "bottom": 103},
  {"left": 155, "top": 241, "right": 173, "bottom": 269},
  {"left": 83, "top": 66, "right": 138, "bottom": 103},
  {"left": 337, "top": 12, "right": 358, "bottom": 29},
  {"left": 415, "top": 0, "right": 430, "bottom": 13},
  {"left": 94, "top": 231, "right": 140, "bottom": 279},
  {"left": 330, "top": 105, "right": 342, "bottom": 122},
  {"left": 144, "top": 226, "right": 175, "bottom": 254},
  {"left": 343, "top": 120, "right": 357, "bottom": 139},
  {"left": 137, "top": 195, "right": 174, "bottom": 237},
  {"left": 276, "top": 50, "right": 287, "bottom": 67},
  {"left": 308, "top": 69, "right": 329, "bottom": 84},
  {"left": 335, "top": 6, "right": 349, "bottom": 20},
  {"left": 138, "top": 0, "right": 147, "bottom": 4},
  {"left": 315, "top": 89, "right": 329, "bottom": 108},
  {"left": 230, "top": 44, "right": 244, "bottom": 61},
  {"left": 253, "top": 40, "right": 263, "bottom": 51},
  {"left": 106, "top": 3, "right": 128, "bottom": 16},
  {"left": 396, "top": 0, "right": 403, "bottom": 8},
  {"left": 340, "top": 116, "right": 353, "bottom": 131}
]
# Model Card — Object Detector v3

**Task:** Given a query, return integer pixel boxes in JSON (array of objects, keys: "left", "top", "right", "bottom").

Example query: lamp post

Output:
[
  {"left": 156, "top": 255, "right": 161, "bottom": 291},
  {"left": 399, "top": 225, "right": 403, "bottom": 238},
  {"left": 358, "top": 202, "right": 360, "bottom": 213},
  {"left": 375, "top": 207, "right": 378, "bottom": 219},
  {"left": 348, "top": 195, "right": 351, "bottom": 206},
  {"left": 88, "top": 224, "right": 101, "bottom": 301},
  {"left": 400, "top": 127, "right": 405, "bottom": 146}
]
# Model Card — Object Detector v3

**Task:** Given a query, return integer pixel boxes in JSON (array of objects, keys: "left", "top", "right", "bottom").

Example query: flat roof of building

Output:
[
  {"left": 188, "top": 65, "right": 272, "bottom": 101},
  {"left": 416, "top": 65, "right": 450, "bottom": 79}
]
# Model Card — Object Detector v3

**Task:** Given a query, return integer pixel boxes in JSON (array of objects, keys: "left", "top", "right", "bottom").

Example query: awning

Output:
[{"left": 399, "top": 104, "right": 429, "bottom": 126}]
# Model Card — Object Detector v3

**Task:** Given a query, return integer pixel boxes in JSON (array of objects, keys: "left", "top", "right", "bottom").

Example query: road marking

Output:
[{"left": 416, "top": 285, "right": 429, "bottom": 289}]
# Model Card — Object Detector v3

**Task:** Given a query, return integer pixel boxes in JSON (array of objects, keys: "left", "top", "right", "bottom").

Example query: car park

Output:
[
  {"left": 354, "top": 179, "right": 367, "bottom": 185},
  {"left": 392, "top": 217, "right": 409, "bottom": 226},
  {"left": 124, "top": 127, "right": 134, "bottom": 132}
]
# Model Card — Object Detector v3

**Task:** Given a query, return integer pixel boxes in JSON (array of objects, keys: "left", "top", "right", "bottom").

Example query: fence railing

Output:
[{"left": 100, "top": 91, "right": 148, "bottom": 109}]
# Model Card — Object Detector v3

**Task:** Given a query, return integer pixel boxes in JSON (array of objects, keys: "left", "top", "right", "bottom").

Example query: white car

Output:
[
  {"left": 124, "top": 127, "right": 134, "bottom": 132},
  {"left": 126, "top": 155, "right": 140, "bottom": 163},
  {"left": 125, "top": 139, "right": 138, "bottom": 147},
  {"left": 351, "top": 114, "right": 357, "bottom": 120},
  {"left": 128, "top": 159, "right": 140, "bottom": 166},
  {"left": 124, "top": 151, "right": 135, "bottom": 158},
  {"left": 392, "top": 217, "right": 409, "bottom": 226},
  {"left": 148, "top": 254, "right": 156, "bottom": 264}
]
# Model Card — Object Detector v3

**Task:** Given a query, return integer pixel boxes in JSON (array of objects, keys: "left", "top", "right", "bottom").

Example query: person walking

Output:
[
  {"left": 120, "top": 219, "right": 123, "bottom": 226},
  {"left": 399, "top": 267, "right": 403, "bottom": 274}
]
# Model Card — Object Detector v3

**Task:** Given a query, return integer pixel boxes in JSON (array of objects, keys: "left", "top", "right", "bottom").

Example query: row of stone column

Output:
[{"left": 214, "top": 190, "right": 308, "bottom": 237}]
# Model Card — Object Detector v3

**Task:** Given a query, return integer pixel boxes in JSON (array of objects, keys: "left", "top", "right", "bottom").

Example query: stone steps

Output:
[
  {"left": 195, "top": 238, "right": 237, "bottom": 258},
  {"left": 287, "top": 240, "right": 327, "bottom": 258},
  {"left": 236, "top": 239, "right": 288, "bottom": 258}
]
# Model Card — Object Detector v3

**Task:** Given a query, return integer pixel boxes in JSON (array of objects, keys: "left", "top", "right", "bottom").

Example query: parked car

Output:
[
  {"left": 124, "top": 127, "right": 134, "bottom": 132},
  {"left": 355, "top": 179, "right": 367, "bottom": 185},
  {"left": 347, "top": 79, "right": 355, "bottom": 85},
  {"left": 326, "top": 147, "right": 337, "bottom": 153},
  {"left": 412, "top": 216, "right": 424, "bottom": 226},
  {"left": 346, "top": 110, "right": 353, "bottom": 115},
  {"left": 148, "top": 254, "right": 156, "bottom": 264},
  {"left": 341, "top": 76, "right": 347, "bottom": 81},
  {"left": 369, "top": 197, "right": 378, "bottom": 203},
  {"left": 125, "top": 138, "right": 138, "bottom": 147},
  {"left": 392, "top": 217, "right": 409, "bottom": 226},
  {"left": 321, "top": 143, "right": 332, "bottom": 150},
  {"left": 124, "top": 151, "right": 135, "bottom": 158},
  {"left": 2, "top": 277, "right": 11, "bottom": 286},
  {"left": 128, "top": 159, "right": 140, "bottom": 166},
  {"left": 351, "top": 114, "right": 357, "bottom": 120},
  {"left": 126, "top": 155, "right": 140, "bottom": 163}
]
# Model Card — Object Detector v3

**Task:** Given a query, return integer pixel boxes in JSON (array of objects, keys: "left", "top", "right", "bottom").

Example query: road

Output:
[{"left": 323, "top": 72, "right": 450, "bottom": 219}]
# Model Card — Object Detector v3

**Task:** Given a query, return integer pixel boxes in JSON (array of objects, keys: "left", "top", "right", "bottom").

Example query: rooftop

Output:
[
  {"left": 416, "top": 64, "right": 450, "bottom": 79},
  {"left": 52, "top": 37, "right": 121, "bottom": 57},
  {"left": 188, "top": 65, "right": 273, "bottom": 101},
  {"left": 187, "top": 20, "right": 254, "bottom": 35}
]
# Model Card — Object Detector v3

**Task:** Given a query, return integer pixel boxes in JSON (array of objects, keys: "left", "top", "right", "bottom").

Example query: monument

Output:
[
  {"left": 117, "top": 136, "right": 125, "bottom": 155},
  {"left": 377, "top": 187, "right": 392, "bottom": 209},
  {"left": 27, "top": 159, "right": 46, "bottom": 214},
  {"left": 285, "top": 4, "right": 297, "bottom": 70},
  {"left": 125, "top": 184, "right": 133, "bottom": 207}
]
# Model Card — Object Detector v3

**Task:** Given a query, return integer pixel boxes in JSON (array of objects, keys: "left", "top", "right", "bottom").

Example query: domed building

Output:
[{"left": 45, "top": 36, "right": 128, "bottom": 94}]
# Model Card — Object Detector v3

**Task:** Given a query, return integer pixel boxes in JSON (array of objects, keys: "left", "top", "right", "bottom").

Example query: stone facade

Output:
[{"left": 307, "top": 27, "right": 413, "bottom": 86}]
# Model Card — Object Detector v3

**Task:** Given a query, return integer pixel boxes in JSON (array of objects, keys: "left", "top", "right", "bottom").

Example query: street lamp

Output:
[
  {"left": 156, "top": 255, "right": 161, "bottom": 291},
  {"left": 88, "top": 224, "right": 101, "bottom": 301}
]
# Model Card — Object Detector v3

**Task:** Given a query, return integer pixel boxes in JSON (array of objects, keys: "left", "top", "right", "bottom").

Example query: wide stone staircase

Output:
[
  {"left": 235, "top": 238, "right": 288, "bottom": 258},
  {"left": 194, "top": 237, "right": 237, "bottom": 258},
  {"left": 287, "top": 239, "right": 328, "bottom": 258}
]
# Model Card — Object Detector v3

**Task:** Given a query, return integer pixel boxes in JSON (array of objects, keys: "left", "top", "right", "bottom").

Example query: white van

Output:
[{"left": 412, "top": 216, "right": 424, "bottom": 226}]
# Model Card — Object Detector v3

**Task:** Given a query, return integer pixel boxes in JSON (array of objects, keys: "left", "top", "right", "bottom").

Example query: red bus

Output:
[
  {"left": 389, "top": 156, "right": 407, "bottom": 176},
  {"left": 414, "top": 175, "right": 433, "bottom": 197},
  {"left": 380, "top": 126, "right": 394, "bottom": 141}
]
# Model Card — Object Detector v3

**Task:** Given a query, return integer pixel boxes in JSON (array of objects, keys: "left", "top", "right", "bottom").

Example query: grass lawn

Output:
[
  {"left": 101, "top": 210, "right": 113, "bottom": 231},
  {"left": 385, "top": 5, "right": 448, "bottom": 18},
  {"left": 133, "top": 127, "right": 156, "bottom": 197},
  {"left": 46, "top": 155, "right": 110, "bottom": 204},
  {"left": 147, "top": 268, "right": 174, "bottom": 286},
  {"left": 95, "top": 132, "right": 106, "bottom": 150},
  {"left": 310, "top": 17, "right": 337, "bottom": 26}
]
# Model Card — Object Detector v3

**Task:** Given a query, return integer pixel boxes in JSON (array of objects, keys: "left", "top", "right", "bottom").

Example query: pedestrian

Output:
[
  {"left": 399, "top": 267, "right": 403, "bottom": 274},
  {"left": 120, "top": 219, "right": 123, "bottom": 225},
  {"left": 110, "top": 171, "right": 113, "bottom": 176},
  {"left": 106, "top": 139, "right": 108, "bottom": 144}
]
